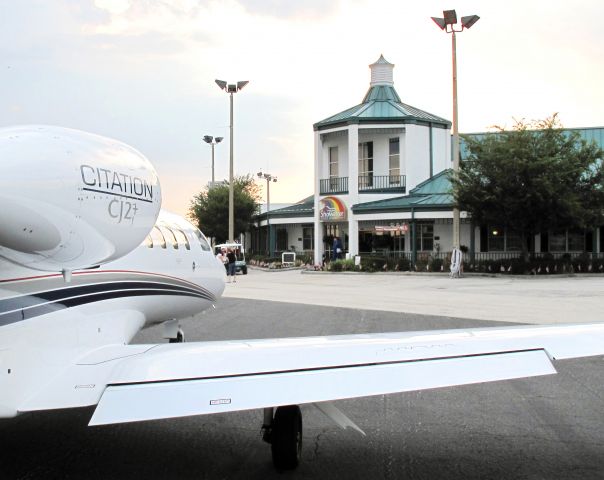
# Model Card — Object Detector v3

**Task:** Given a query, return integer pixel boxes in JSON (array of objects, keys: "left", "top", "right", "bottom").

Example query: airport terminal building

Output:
[{"left": 249, "top": 56, "right": 604, "bottom": 264}]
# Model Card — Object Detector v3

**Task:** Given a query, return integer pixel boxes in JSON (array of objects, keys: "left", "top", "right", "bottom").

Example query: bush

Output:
[
  {"left": 329, "top": 259, "right": 357, "bottom": 272},
  {"left": 429, "top": 257, "right": 444, "bottom": 272},
  {"left": 395, "top": 257, "right": 411, "bottom": 271}
]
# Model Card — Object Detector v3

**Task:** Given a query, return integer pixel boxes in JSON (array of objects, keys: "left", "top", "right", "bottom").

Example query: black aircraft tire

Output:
[{"left": 271, "top": 405, "right": 303, "bottom": 470}]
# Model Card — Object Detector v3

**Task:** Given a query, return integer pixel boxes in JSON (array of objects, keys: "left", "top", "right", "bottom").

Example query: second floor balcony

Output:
[{"left": 320, "top": 175, "right": 406, "bottom": 195}]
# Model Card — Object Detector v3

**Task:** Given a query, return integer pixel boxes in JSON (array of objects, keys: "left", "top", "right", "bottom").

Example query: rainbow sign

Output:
[{"left": 319, "top": 196, "right": 347, "bottom": 222}]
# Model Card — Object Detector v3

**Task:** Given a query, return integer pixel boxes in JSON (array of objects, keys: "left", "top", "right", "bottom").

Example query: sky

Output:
[{"left": 2, "top": 0, "right": 604, "bottom": 216}]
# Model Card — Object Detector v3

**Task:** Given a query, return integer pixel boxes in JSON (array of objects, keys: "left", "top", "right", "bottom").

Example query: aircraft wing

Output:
[{"left": 77, "top": 322, "right": 604, "bottom": 426}]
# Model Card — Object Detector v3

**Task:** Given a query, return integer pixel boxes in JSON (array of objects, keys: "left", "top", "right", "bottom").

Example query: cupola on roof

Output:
[
  {"left": 314, "top": 55, "right": 451, "bottom": 131},
  {"left": 370, "top": 54, "right": 394, "bottom": 86}
]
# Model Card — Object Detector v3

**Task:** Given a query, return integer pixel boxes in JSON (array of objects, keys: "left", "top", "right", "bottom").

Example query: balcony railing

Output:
[
  {"left": 359, "top": 175, "right": 406, "bottom": 193},
  {"left": 320, "top": 176, "right": 348, "bottom": 194},
  {"left": 320, "top": 175, "right": 406, "bottom": 195}
]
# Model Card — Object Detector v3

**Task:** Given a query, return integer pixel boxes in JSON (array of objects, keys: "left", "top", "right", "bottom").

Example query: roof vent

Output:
[{"left": 370, "top": 55, "right": 394, "bottom": 86}]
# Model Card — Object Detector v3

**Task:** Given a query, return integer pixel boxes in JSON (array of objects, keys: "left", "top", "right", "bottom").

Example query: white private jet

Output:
[{"left": 1, "top": 125, "right": 603, "bottom": 471}]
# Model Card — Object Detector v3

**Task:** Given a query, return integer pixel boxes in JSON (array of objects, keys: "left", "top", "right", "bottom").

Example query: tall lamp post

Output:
[
  {"left": 215, "top": 79, "right": 249, "bottom": 242},
  {"left": 202, "top": 135, "right": 223, "bottom": 186},
  {"left": 431, "top": 9, "right": 479, "bottom": 249},
  {"left": 257, "top": 171, "right": 277, "bottom": 255}
]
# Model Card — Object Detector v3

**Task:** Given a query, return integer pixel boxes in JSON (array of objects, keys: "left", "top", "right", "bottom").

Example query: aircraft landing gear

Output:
[
  {"left": 168, "top": 328, "right": 185, "bottom": 343},
  {"left": 262, "top": 405, "right": 303, "bottom": 470}
]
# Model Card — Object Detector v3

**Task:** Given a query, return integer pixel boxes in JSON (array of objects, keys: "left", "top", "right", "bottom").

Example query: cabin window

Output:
[
  {"left": 150, "top": 226, "right": 166, "bottom": 249},
  {"left": 173, "top": 228, "right": 190, "bottom": 250},
  {"left": 194, "top": 229, "right": 212, "bottom": 251},
  {"left": 162, "top": 227, "right": 179, "bottom": 249}
]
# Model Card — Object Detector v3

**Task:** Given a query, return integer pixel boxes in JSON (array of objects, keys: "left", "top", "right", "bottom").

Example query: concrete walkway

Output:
[{"left": 223, "top": 270, "right": 604, "bottom": 325}]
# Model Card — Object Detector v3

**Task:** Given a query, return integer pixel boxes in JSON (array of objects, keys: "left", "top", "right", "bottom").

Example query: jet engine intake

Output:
[{"left": 0, "top": 125, "right": 162, "bottom": 271}]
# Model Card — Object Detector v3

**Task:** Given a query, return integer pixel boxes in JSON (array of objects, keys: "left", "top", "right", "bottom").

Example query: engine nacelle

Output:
[{"left": 0, "top": 125, "right": 161, "bottom": 271}]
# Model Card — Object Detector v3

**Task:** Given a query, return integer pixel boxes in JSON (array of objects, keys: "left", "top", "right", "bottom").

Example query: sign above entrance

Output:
[
  {"left": 375, "top": 223, "right": 408, "bottom": 235},
  {"left": 319, "top": 196, "right": 347, "bottom": 222}
]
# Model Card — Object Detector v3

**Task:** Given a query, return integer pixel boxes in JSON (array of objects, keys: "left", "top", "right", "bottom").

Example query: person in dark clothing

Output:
[
  {"left": 226, "top": 248, "right": 237, "bottom": 283},
  {"left": 332, "top": 236, "right": 343, "bottom": 261}
]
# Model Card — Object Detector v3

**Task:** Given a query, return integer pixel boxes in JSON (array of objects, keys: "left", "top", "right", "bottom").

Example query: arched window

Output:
[
  {"left": 173, "top": 228, "right": 190, "bottom": 250},
  {"left": 161, "top": 227, "right": 179, "bottom": 249},
  {"left": 194, "top": 229, "right": 211, "bottom": 251},
  {"left": 150, "top": 226, "right": 166, "bottom": 249}
]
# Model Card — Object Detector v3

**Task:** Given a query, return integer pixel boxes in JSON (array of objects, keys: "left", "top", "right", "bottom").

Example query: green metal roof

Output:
[
  {"left": 409, "top": 169, "right": 452, "bottom": 195},
  {"left": 314, "top": 85, "right": 451, "bottom": 130},
  {"left": 352, "top": 170, "right": 454, "bottom": 213},
  {"left": 257, "top": 195, "right": 314, "bottom": 220}
]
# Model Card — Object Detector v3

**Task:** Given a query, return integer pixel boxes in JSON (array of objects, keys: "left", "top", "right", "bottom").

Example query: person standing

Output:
[
  {"left": 226, "top": 248, "right": 237, "bottom": 283},
  {"left": 216, "top": 247, "right": 228, "bottom": 273},
  {"left": 332, "top": 236, "right": 343, "bottom": 261}
]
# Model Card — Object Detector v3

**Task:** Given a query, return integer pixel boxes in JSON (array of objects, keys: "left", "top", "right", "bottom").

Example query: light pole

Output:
[
  {"left": 257, "top": 170, "right": 277, "bottom": 255},
  {"left": 431, "top": 9, "right": 479, "bottom": 249},
  {"left": 215, "top": 79, "right": 249, "bottom": 242},
  {"left": 202, "top": 135, "right": 223, "bottom": 186}
]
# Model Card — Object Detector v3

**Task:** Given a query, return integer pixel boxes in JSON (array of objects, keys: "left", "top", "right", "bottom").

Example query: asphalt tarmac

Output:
[{"left": 1, "top": 294, "right": 603, "bottom": 480}]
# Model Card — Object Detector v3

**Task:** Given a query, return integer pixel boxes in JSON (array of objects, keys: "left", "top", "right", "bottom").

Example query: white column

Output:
[
  {"left": 348, "top": 125, "right": 359, "bottom": 197},
  {"left": 313, "top": 130, "right": 323, "bottom": 265},
  {"left": 347, "top": 125, "right": 359, "bottom": 256}
]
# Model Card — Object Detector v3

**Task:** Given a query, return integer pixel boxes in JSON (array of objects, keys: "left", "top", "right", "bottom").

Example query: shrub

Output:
[{"left": 329, "top": 259, "right": 356, "bottom": 272}]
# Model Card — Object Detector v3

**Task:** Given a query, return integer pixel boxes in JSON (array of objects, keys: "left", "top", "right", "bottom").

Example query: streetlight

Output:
[
  {"left": 257, "top": 170, "right": 277, "bottom": 255},
  {"left": 431, "top": 9, "right": 479, "bottom": 249},
  {"left": 215, "top": 79, "right": 249, "bottom": 242},
  {"left": 202, "top": 135, "right": 223, "bottom": 186}
]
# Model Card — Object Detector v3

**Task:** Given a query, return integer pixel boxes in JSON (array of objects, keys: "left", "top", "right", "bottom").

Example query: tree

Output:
[
  {"left": 189, "top": 174, "right": 261, "bottom": 243},
  {"left": 453, "top": 115, "right": 604, "bottom": 257}
]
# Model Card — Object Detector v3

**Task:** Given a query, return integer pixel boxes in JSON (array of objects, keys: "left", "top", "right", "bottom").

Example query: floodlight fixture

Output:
[
  {"left": 215, "top": 136, "right": 223, "bottom": 143},
  {"left": 215, "top": 79, "right": 227, "bottom": 90},
  {"left": 237, "top": 80, "right": 249, "bottom": 90},
  {"left": 443, "top": 9, "right": 457, "bottom": 25},
  {"left": 203, "top": 135, "right": 213, "bottom": 144},
  {"left": 461, "top": 15, "right": 480, "bottom": 29},
  {"left": 431, "top": 16, "right": 446, "bottom": 30}
]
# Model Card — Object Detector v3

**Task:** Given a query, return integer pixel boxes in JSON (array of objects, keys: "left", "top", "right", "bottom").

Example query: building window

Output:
[
  {"left": 488, "top": 226, "right": 523, "bottom": 251},
  {"left": 549, "top": 229, "right": 566, "bottom": 252},
  {"left": 303, "top": 226, "right": 314, "bottom": 251},
  {"left": 389, "top": 138, "right": 400, "bottom": 182},
  {"left": 414, "top": 224, "right": 433, "bottom": 251},
  {"left": 276, "top": 228, "right": 288, "bottom": 252},
  {"left": 568, "top": 229, "right": 584, "bottom": 251},
  {"left": 358, "top": 141, "right": 373, "bottom": 188},
  {"left": 548, "top": 229, "right": 585, "bottom": 252},
  {"left": 329, "top": 146, "right": 338, "bottom": 178},
  {"left": 329, "top": 146, "right": 339, "bottom": 190}
]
